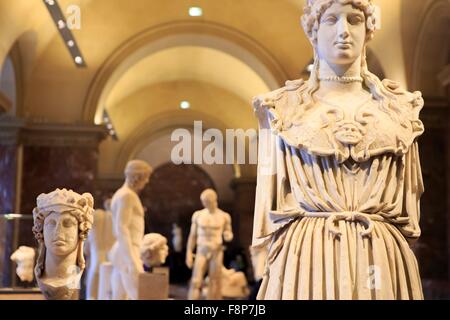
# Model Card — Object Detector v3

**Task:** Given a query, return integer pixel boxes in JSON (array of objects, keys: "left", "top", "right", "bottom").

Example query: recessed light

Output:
[
  {"left": 306, "top": 64, "right": 314, "bottom": 73},
  {"left": 46, "top": 0, "right": 55, "bottom": 5},
  {"left": 67, "top": 40, "right": 75, "bottom": 47},
  {"left": 189, "top": 7, "right": 203, "bottom": 17},
  {"left": 74, "top": 56, "right": 83, "bottom": 64},
  {"left": 180, "top": 101, "right": 191, "bottom": 110}
]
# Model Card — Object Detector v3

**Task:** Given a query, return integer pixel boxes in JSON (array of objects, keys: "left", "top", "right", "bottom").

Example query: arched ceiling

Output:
[
  {"left": 105, "top": 46, "right": 270, "bottom": 114},
  {"left": 5, "top": 0, "right": 443, "bottom": 178},
  {"left": 1, "top": 0, "right": 309, "bottom": 122},
  {"left": 98, "top": 79, "right": 257, "bottom": 176},
  {"left": 0, "top": 0, "right": 415, "bottom": 122}
]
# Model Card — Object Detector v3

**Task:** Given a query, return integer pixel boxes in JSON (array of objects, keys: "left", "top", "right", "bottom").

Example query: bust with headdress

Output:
[{"left": 32, "top": 188, "right": 94, "bottom": 300}]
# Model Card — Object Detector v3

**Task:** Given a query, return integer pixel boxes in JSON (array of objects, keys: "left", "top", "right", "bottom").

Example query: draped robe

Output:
[{"left": 252, "top": 79, "right": 425, "bottom": 300}]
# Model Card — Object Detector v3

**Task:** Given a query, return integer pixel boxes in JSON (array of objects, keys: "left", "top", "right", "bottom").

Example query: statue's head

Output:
[
  {"left": 295, "top": 1, "right": 404, "bottom": 116},
  {"left": 200, "top": 188, "right": 218, "bottom": 212},
  {"left": 140, "top": 233, "right": 169, "bottom": 268},
  {"left": 32, "top": 189, "right": 94, "bottom": 276},
  {"left": 124, "top": 160, "right": 153, "bottom": 193},
  {"left": 302, "top": 0, "right": 378, "bottom": 67},
  {"left": 10, "top": 246, "right": 36, "bottom": 282}
]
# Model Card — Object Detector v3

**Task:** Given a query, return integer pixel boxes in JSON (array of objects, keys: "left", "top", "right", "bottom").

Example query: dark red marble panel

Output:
[
  {"left": 142, "top": 163, "right": 215, "bottom": 245},
  {"left": 0, "top": 145, "right": 17, "bottom": 214},
  {"left": 20, "top": 146, "right": 99, "bottom": 216}
]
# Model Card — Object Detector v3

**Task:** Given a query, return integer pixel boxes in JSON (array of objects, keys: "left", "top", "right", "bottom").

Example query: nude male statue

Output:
[
  {"left": 186, "top": 189, "right": 233, "bottom": 300},
  {"left": 109, "top": 160, "right": 152, "bottom": 300}
]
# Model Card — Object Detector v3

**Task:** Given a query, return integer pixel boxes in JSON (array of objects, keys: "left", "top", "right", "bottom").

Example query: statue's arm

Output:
[
  {"left": 186, "top": 212, "right": 198, "bottom": 253},
  {"left": 223, "top": 213, "right": 233, "bottom": 242},
  {"left": 252, "top": 94, "right": 279, "bottom": 248},
  {"left": 185, "top": 212, "right": 198, "bottom": 269},
  {"left": 114, "top": 194, "right": 136, "bottom": 265}
]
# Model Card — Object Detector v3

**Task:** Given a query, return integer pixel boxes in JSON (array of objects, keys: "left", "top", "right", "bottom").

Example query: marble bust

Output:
[
  {"left": 109, "top": 159, "right": 152, "bottom": 300},
  {"left": 10, "top": 246, "right": 36, "bottom": 283},
  {"left": 252, "top": 0, "right": 424, "bottom": 300},
  {"left": 32, "top": 188, "right": 94, "bottom": 300},
  {"left": 186, "top": 189, "right": 233, "bottom": 300},
  {"left": 140, "top": 233, "right": 169, "bottom": 269}
]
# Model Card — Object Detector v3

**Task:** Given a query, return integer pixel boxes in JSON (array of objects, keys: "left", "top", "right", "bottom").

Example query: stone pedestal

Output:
[{"left": 138, "top": 267, "right": 169, "bottom": 300}]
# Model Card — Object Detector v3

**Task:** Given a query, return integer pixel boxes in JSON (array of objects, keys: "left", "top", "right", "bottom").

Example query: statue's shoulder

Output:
[
  {"left": 253, "top": 79, "right": 306, "bottom": 111},
  {"left": 217, "top": 209, "right": 232, "bottom": 221},
  {"left": 191, "top": 209, "right": 205, "bottom": 222},
  {"left": 252, "top": 79, "right": 308, "bottom": 132},
  {"left": 112, "top": 186, "right": 138, "bottom": 205},
  {"left": 381, "top": 79, "right": 424, "bottom": 118}
]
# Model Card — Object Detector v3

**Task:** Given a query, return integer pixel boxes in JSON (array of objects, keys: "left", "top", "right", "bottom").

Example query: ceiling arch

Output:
[
  {"left": 105, "top": 46, "right": 272, "bottom": 113},
  {"left": 86, "top": 21, "right": 288, "bottom": 124}
]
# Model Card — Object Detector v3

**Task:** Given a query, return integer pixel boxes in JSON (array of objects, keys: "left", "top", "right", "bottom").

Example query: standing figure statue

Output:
[
  {"left": 253, "top": 0, "right": 425, "bottom": 299},
  {"left": 186, "top": 189, "right": 233, "bottom": 300},
  {"left": 171, "top": 223, "right": 183, "bottom": 253},
  {"left": 32, "top": 189, "right": 94, "bottom": 300},
  {"left": 85, "top": 198, "right": 115, "bottom": 300},
  {"left": 109, "top": 160, "right": 153, "bottom": 300}
]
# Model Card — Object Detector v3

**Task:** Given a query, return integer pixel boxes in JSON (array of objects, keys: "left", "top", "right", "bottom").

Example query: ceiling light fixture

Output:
[
  {"left": 102, "top": 109, "right": 118, "bottom": 140},
  {"left": 43, "top": 0, "right": 86, "bottom": 68},
  {"left": 180, "top": 101, "right": 191, "bottom": 110},
  {"left": 74, "top": 56, "right": 83, "bottom": 64},
  {"left": 189, "top": 7, "right": 203, "bottom": 17}
]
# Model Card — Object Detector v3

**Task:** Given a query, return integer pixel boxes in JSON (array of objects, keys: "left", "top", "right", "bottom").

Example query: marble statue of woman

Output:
[
  {"left": 32, "top": 188, "right": 94, "bottom": 300},
  {"left": 252, "top": 0, "right": 425, "bottom": 300}
]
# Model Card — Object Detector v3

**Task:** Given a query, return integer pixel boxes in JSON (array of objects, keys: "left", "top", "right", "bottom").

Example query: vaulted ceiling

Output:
[{"left": 0, "top": 0, "right": 448, "bottom": 177}]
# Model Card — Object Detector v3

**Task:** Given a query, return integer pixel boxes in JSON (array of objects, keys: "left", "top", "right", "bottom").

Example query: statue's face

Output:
[
  {"left": 201, "top": 193, "right": 218, "bottom": 212},
  {"left": 131, "top": 172, "right": 151, "bottom": 193},
  {"left": 316, "top": 2, "right": 366, "bottom": 66},
  {"left": 43, "top": 211, "right": 79, "bottom": 257}
]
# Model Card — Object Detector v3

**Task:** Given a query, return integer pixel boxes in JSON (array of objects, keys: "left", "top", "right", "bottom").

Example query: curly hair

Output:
[{"left": 32, "top": 198, "right": 94, "bottom": 243}]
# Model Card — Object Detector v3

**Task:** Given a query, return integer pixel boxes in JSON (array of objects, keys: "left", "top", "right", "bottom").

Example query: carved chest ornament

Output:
[{"left": 254, "top": 79, "right": 425, "bottom": 163}]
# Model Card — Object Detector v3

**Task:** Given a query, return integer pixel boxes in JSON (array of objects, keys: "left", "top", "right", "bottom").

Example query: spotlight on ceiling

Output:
[
  {"left": 43, "top": 0, "right": 86, "bottom": 68},
  {"left": 189, "top": 7, "right": 203, "bottom": 17},
  {"left": 180, "top": 101, "right": 191, "bottom": 110},
  {"left": 74, "top": 56, "right": 83, "bottom": 65},
  {"left": 102, "top": 109, "right": 118, "bottom": 141}
]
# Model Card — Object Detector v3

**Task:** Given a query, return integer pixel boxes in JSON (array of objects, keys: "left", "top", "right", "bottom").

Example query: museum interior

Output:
[{"left": 0, "top": 0, "right": 449, "bottom": 300}]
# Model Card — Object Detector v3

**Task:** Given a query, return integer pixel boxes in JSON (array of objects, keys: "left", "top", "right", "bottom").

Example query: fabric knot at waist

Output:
[{"left": 270, "top": 209, "right": 388, "bottom": 239}]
